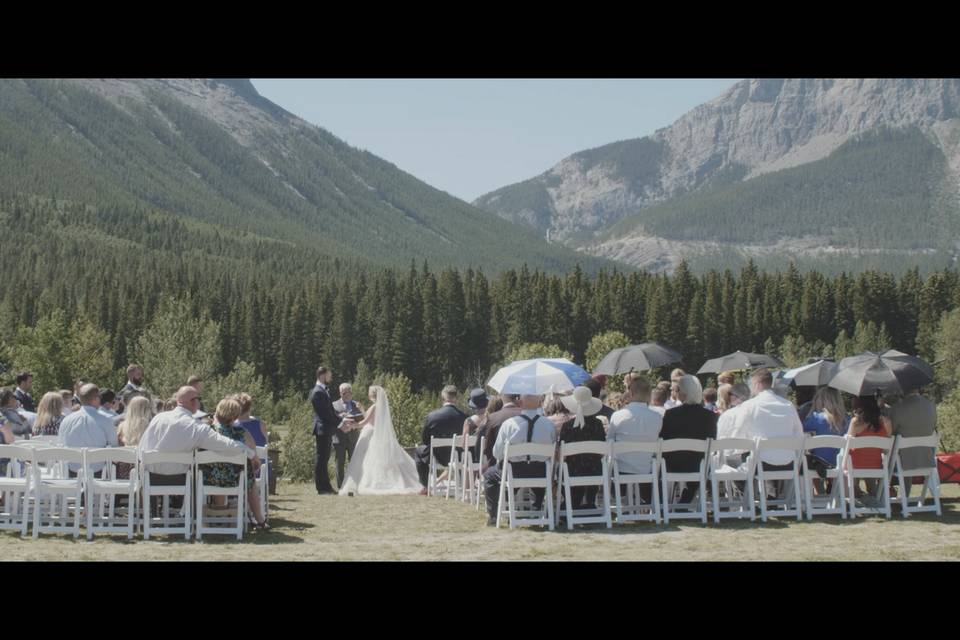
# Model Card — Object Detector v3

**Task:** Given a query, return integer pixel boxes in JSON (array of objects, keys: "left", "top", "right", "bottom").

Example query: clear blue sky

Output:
[{"left": 251, "top": 79, "right": 740, "bottom": 202}]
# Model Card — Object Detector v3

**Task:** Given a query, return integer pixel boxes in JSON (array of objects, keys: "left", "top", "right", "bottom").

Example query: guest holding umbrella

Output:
[{"left": 846, "top": 394, "right": 892, "bottom": 498}]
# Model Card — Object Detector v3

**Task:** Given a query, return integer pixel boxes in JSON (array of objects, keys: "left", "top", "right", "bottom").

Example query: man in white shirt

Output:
[
  {"left": 608, "top": 376, "right": 662, "bottom": 475},
  {"left": 483, "top": 394, "right": 556, "bottom": 526},
  {"left": 138, "top": 386, "right": 258, "bottom": 486},
  {"left": 649, "top": 385, "right": 668, "bottom": 416},
  {"left": 59, "top": 383, "right": 119, "bottom": 475},
  {"left": 728, "top": 369, "right": 803, "bottom": 495}
]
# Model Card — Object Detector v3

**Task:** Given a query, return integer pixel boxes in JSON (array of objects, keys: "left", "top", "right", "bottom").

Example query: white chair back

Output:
[
  {"left": 842, "top": 435, "right": 894, "bottom": 519},
  {"left": 255, "top": 445, "right": 269, "bottom": 521},
  {"left": 755, "top": 437, "right": 804, "bottom": 522},
  {"left": 0, "top": 445, "right": 34, "bottom": 536},
  {"left": 427, "top": 436, "right": 457, "bottom": 497},
  {"left": 708, "top": 438, "right": 757, "bottom": 523},
  {"left": 30, "top": 448, "right": 84, "bottom": 539},
  {"left": 891, "top": 433, "right": 941, "bottom": 517},
  {"left": 801, "top": 435, "right": 848, "bottom": 520},
  {"left": 84, "top": 448, "right": 140, "bottom": 540},
  {"left": 609, "top": 440, "right": 661, "bottom": 524},
  {"left": 195, "top": 449, "right": 246, "bottom": 540},
  {"left": 141, "top": 450, "right": 194, "bottom": 540},
  {"left": 557, "top": 440, "right": 612, "bottom": 530},
  {"left": 659, "top": 438, "right": 710, "bottom": 524},
  {"left": 497, "top": 441, "right": 555, "bottom": 530}
]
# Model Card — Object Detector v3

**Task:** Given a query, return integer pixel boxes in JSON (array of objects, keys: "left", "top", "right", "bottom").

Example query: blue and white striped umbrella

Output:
[{"left": 486, "top": 358, "right": 592, "bottom": 395}]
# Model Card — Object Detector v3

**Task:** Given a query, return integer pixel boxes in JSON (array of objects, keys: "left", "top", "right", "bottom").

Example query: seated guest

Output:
[
  {"left": 162, "top": 396, "right": 177, "bottom": 411},
  {"left": 59, "top": 390, "right": 75, "bottom": 415},
  {"left": 483, "top": 393, "right": 556, "bottom": 525},
  {"left": 606, "top": 392, "right": 625, "bottom": 412},
  {"left": 234, "top": 392, "right": 267, "bottom": 446},
  {"left": 14, "top": 372, "right": 36, "bottom": 413},
  {"left": 462, "top": 388, "right": 490, "bottom": 438},
  {"left": 660, "top": 375, "right": 717, "bottom": 503},
  {"left": 703, "top": 387, "right": 719, "bottom": 413},
  {"left": 649, "top": 385, "right": 669, "bottom": 416},
  {"left": 609, "top": 376, "right": 662, "bottom": 503},
  {"left": 0, "top": 388, "right": 31, "bottom": 439},
  {"left": 846, "top": 394, "right": 893, "bottom": 497},
  {"left": 716, "top": 384, "right": 734, "bottom": 413},
  {"left": 415, "top": 386, "right": 468, "bottom": 492},
  {"left": 0, "top": 415, "right": 14, "bottom": 445},
  {"left": 717, "top": 370, "right": 736, "bottom": 386},
  {"left": 138, "top": 386, "right": 258, "bottom": 490},
  {"left": 664, "top": 369, "right": 686, "bottom": 410},
  {"left": 802, "top": 386, "right": 849, "bottom": 467},
  {"left": 889, "top": 388, "right": 937, "bottom": 479},
  {"left": 558, "top": 386, "right": 607, "bottom": 510},
  {"left": 116, "top": 396, "right": 154, "bottom": 479},
  {"left": 716, "top": 383, "right": 751, "bottom": 440},
  {"left": 59, "top": 383, "right": 119, "bottom": 475},
  {"left": 98, "top": 389, "right": 119, "bottom": 419},
  {"left": 727, "top": 369, "right": 803, "bottom": 497},
  {"left": 479, "top": 393, "right": 521, "bottom": 471},
  {"left": 795, "top": 386, "right": 816, "bottom": 422},
  {"left": 32, "top": 392, "right": 65, "bottom": 436},
  {"left": 71, "top": 380, "right": 85, "bottom": 409},
  {"left": 543, "top": 397, "right": 570, "bottom": 432},
  {"left": 584, "top": 377, "right": 615, "bottom": 420},
  {"left": 199, "top": 398, "right": 268, "bottom": 529}
]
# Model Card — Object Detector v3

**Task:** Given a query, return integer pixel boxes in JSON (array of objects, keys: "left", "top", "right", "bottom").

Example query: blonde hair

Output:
[
  {"left": 215, "top": 398, "right": 242, "bottom": 425},
  {"left": 717, "top": 384, "right": 734, "bottom": 412},
  {"left": 34, "top": 392, "right": 64, "bottom": 432},
  {"left": 812, "top": 386, "right": 847, "bottom": 434},
  {"left": 232, "top": 392, "right": 253, "bottom": 414},
  {"left": 119, "top": 396, "right": 153, "bottom": 447}
]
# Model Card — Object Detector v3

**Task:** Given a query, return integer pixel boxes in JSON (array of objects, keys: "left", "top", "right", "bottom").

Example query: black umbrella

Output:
[
  {"left": 592, "top": 342, "right": 683, "bottom": 375},
  {"left": 696, "top": 350, "right": 785, "bottom": 375},
  {"left": 828, "top": 351, "right": 934, "bottom": 396},
  {"left": 782, "top": 359, "right": 839, "bottom": 387}
]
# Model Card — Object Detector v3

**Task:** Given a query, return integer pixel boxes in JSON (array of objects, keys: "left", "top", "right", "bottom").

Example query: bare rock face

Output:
[{"left": 474, "top": 78, "right": 960, "bottom": 245}]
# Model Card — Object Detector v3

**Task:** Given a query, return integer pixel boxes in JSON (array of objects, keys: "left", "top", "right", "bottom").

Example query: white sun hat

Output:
[{"left": 560, "top": 385, "right": 603, "bottom": 427}]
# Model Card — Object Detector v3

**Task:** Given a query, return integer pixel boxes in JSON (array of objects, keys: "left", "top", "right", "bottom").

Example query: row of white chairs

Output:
[
  {"left": 428, "top": 433, "right": 942, "bottom": 530},
  {"left": 0, "top": 440, "right": 270, "bottom": 540}
]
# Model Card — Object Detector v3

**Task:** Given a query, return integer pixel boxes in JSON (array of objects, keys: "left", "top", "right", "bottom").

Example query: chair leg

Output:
[{"left": 87, "top": 489, "right": 94, "bottom": 541}]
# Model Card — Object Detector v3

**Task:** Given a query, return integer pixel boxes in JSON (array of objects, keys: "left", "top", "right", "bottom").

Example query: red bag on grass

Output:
[{"left": 937, "top": 453, "right": 960, "bottom": 484}]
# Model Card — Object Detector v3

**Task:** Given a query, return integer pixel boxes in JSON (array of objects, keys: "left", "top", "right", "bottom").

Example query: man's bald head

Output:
[{"left": 175, "top": 386, "right": 201, "bottom": 408}]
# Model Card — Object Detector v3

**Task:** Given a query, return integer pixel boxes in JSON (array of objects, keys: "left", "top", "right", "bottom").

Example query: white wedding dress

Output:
[{"left": 338, "top": 386, "right": 424, "bottom": 496}]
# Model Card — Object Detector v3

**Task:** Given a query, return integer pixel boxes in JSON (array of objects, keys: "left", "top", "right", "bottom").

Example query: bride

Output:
[{"left": 338, "top": 385, "right": 424, "bottom": 496}]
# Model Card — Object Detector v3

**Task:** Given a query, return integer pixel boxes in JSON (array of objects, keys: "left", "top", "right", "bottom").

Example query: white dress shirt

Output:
[
  {"left": 664, "top": 398, "right": 682, "bottom": 410},
  {"left": 138, "top": 406, "right": 253, "bottom": 475},
  {"left": 608, "top": 402, "right": 662, "bottom": 474},
  {"left": 492, "top": 409, "right": 556, "bottom": 463},
  {"left": 728, "top": 390, "right": 804, "bottom": 465},
  {"left": 649, "top": 405, "right": 666, "bottom": 417},
  {"left": 59, "top": 405, "right": 119, "bottom": 471}
]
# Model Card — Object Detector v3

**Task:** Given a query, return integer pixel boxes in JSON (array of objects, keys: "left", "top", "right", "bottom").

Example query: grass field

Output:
[{"left": 1, "top": 482, "right": 959, "bottom": 561}]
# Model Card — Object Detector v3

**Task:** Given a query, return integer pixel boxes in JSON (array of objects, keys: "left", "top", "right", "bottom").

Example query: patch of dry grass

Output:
[{"left": 2, "top": 483, "right": 958, "bottom": 561}]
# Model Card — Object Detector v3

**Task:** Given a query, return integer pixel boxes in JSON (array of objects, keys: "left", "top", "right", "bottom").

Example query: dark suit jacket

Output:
[
  {"left": 14, "top": 389, "right": 35, "bottom": 413},
  {"left": 310, "top": 384, "right": 341, "bottom": 437},
  {"left": 332, "top": 398, "right": 362, "bottom": 447},
  {"left": 480, "top": 404, "right": 522, "bottom": 465},
  {"left": 660, "top": 404, "right": 718, "bottom": 473},
  {"left": 420, "top": 404, "right": 468, "bottom": 466}
]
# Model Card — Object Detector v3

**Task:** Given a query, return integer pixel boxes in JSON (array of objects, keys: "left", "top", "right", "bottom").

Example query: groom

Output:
[{"left": 310, "top": 366, "right": 355, "bottom": 495}]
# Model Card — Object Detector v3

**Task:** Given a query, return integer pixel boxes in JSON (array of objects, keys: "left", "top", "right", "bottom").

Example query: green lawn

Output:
[{"left": 1, "top": 483, "right": 958, "bottom": 561}]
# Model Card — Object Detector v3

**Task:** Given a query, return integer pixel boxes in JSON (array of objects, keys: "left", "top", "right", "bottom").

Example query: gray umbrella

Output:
[
  {"left": 592, "top": 342, "right": 683, "bottom": 375},
  {"left": 828, "top": 351, "right": 934, "bottom": 396},
  {"left": 696, "top": 350, "right": 785, "bottom": 375},
  {"left": 782, "top": 359, "right": 839, "bottom": 387}
]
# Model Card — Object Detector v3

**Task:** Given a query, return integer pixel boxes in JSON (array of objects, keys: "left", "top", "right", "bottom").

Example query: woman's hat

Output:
[
  {"left": 561, "top": 386, "right": 603, "bottom": 425},
  {"left": 467, "top": 388, "right": 489, "bottom": 410}
]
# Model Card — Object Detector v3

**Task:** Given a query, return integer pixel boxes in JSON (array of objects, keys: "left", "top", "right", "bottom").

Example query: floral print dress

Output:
[{"left": 199, "top": 422, "right": 254, "bottom": 490}]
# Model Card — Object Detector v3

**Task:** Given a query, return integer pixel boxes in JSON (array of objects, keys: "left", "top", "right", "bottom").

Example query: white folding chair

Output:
[
  {"left": 195, "top": 450, "right": 246, "bottom": 540},
  {"left": 610, "top": 439, "right": 661, "bottom": 524},
  {"left": 427, "top": 436, "right": 457, "bottom": 497},
  {"left": 756, "top": 437, "right": 804, "bottom": 522},
  {"left": 255, "top": 445, "right": 269, "bottom": 522},
  {"left": 557, "top": 441, "right": 612, "bottom": 530},
  {"left": 84, "top": 448, "right": 140, "bottom": 540},
  {"left": 708, "top": 438, "right": 757, "bottom": 523},
  {"left": 30, "top": 447, "right": 84, "bottom": 539},
  {"left": 842, "top": 436, "right": 894, "bottom": 519},
  {"left": 0, "top": 445, "right": 33, "bottom": 537},
  {"left": 801, "top": 435, "right": 847, "bottom": 520},
  {"left": 446, "top": 435, "right": 468, "bottom": 500},
  {"left": 141, "top": 451, "right": 194, "bottom": 540},
  {"left": 496, "top": 441, "right": 555, "bottom": 530},
  {"left": 460, "top": 435, "right": 485, "bottom": 509},
  {"left": 890, "top": 434, "right": 941, "bottom": 517},
  {"left": 659, "top": 438, "right": 709, "bottom": 524}
]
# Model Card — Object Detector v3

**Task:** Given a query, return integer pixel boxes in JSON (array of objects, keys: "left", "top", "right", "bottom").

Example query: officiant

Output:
[{"left": 333, "top": 382, "right": 364, "bottom": 490}]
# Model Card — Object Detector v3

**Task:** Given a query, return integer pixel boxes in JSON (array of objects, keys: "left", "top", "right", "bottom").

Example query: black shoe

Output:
[
  {"left": 486, "top": 517, "right": 497, "bottom": 527},
  {"left": 317, "top": 489, "right": 335, "bottom": 495}
]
